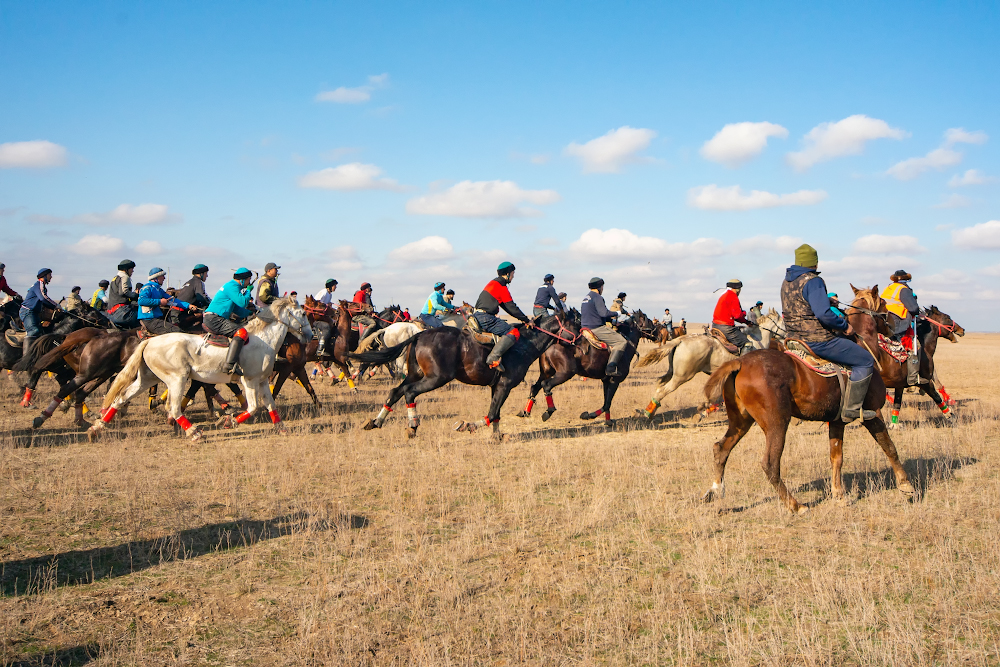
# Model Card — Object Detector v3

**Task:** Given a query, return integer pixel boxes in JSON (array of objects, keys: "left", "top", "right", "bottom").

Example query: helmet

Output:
[
  {"left": 360, "top": 282, "right": 372, "bottom": 290},
  {"left": 148, "top": 267, "right": 166, "bottom": 279},
  {"left": 233, "top": 267, "right": 252, "bottom": 279},
  {"left": 434, "top": 282, "right": 445, "bottom": 290},
  {"left": 36, "top": 268, "right": 52, "bottom": 278},
  {"left": 756, "top": 301, "right": 763, "bottom": 306},
  {"left": 497, "top": 261, "right": 516, "bottom": 275},
  {"left": 118, "top": 259, "right": 136, "bottom": 271},
  {"left": 445, "top": 289, "right": 455, "bottom": 296},
  {"left": 325, "top": 278, "right": 338, "bottom": 288},
  {"left": 558, "top": 292, "right": 567, "bottom": 299},
  {"left": 544, "top": 274, "right": 554, "bottom": 282},
  {"left": 192, "top": 264, "right": 208, "bottom": 274},
  {"left": 588, "top": 277, "right": 604, "bottom": 289},
  {"left": 617, "top": 292, "right": 627, "bottom": 299},
  {"left": 99, "top": 279, "right": 110, "bottom": 287},
  {"left": 726, "top": 279, "right": 743, "bottom": 289}
]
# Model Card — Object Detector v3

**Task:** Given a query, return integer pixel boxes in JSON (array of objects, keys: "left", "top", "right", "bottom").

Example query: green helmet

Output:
[
  {"left": 497, "top": 261, "right": 516, "bottom": 275},
  {"left": 233, "top": 267, "right": 252, "bottom": 279}
]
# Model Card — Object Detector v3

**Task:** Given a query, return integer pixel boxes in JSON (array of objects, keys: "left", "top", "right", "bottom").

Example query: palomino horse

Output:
[
  {"left": 91, "top": 297, "right": 311, "bottom": 441},
  {"left": 700, "top": 289, "right": 914, "bottom": 514},
  {"left": 516, "top": 310, "right": 657, "bottom": 424},
  {"left": 350, "top": 312, "right": 569, "bottom": 439},
  {"left": 635, "top": 310, "right": 785, "bottom": 421}
]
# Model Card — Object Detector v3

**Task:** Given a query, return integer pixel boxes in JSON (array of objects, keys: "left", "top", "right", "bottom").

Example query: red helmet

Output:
[{"left": 360, "top": 282, "right": 372, "bottom": 290}]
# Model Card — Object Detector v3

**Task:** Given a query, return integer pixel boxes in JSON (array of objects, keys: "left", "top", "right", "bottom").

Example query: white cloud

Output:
[
  {"left": 886, "top": 147, "right": 963, "bottom": 180},
  {"left": 978, "top": 264, "right": 1000, "bottom": 277},
  {"left": 700, "top": 122, "right": 788, "bottom": 167},
  {"left": 134, "top": 240, "right": 163, "bottom": 255},
  {"left": 406, "top": 180, "right": 560, "bottom": 218},
  {"left": 952, "top": 220, "right": 1000, "bottom": 249},
  {"left": 569, "top": 228, "right": 724, "bottom": 261},
  {"left": 734, "top": 235, "right": 803, "bottom": 253},
  {"left": 387, "top": 236, "right": 454, "bottom": 262},
  {"left": 327, "top": 245, "right": 363, "bottom": 272},
  {"left": 687, "top": 184, "right": 827, "bottom": 210},
  {"left": 944, "top": 128, "right": 988, "bottom": 147},
  {"left": 28, "top": 203, "right": 176, "bottom": 226},
  {"left": 315, "top": 73, "right": 389, "bottom": 104},
  {"left": 298, "top": 163, "right": 403, "bottom": 191},
  {"left": 852, "top": 234, "right": 926, "bottom": 255},
  {"left": 933, "top": 194, "right": 971, "bottom": 209},
  {"left": 564, "top": 126, "right": 657, "bottom": 173},
  {"left": 949, "top": 169, "right": 995, "bottom": 187},
  {"left": 786, "top": 115, "right": 906, "bottom": 171},
  {"left": 69, "top": 234, "right": 124, "bottom": 256},
  {"left": 0, "top": 140, "right": 68, "bottom": 168}
]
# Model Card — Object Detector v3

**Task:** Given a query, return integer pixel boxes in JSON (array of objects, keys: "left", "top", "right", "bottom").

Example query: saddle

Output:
[
  {"left": 464, "top": 317, "right": 500, "bottom": 346},
  {"left": 784, "top": 339, "right": 850, "bottom": 377},
  {"left": 580, "top": 328, "right": 608, "bottom": 350},
  {"left": 878, "top": 333, "right": 909, "bottom": 362},
  {"left": 201, "top": 332, "right": 230, "bottom": 348},
  {"left": 4, "top": 329, "right": 25, "bottom": 347},
  {"left": 137, "top": 328, "right": 157, "bottom": 340},
  {"left": 708, "top": 327, "right": 739, "bottom": 355}
]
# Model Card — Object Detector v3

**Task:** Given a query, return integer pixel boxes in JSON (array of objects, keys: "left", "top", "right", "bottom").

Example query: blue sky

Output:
[{"left": 2, "top": 2, "right": 998, "bottom": 328}]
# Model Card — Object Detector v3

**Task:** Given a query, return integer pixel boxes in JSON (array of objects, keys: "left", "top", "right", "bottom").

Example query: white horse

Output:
[
  {"left": 636, "top": 310, "right": 785, "bottom": 420},
  {"left": 355, "top": 321, "right": 422, "bottom": 377},
  {"left": 90, "top": 297, "right": 312, "bottom": 441}
]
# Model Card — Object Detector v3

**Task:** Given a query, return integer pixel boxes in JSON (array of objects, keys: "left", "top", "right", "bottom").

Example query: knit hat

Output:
[
  {"left": 794, "top": 244, "right": 818, "bottom": 268},
  {"left": 118, "top": 259, "right": 136, "bottom": 271},
  {"left": 588, "top": 277, "right": 604, "bottom": 289},
  {"left": 148, "top": 267, "right": 166, "bottom": 280},
  {"left": 233, "top": 267, "right": 252, "bottom": 279},
  {"left": 726, "top": 279, "right": 743, "bottom": 289},
  {"left": 99, "top": 279, "right": 110, "bottom": 287},
  {"left": 192, "top": 264, "right": 208, "bottom": 274}
]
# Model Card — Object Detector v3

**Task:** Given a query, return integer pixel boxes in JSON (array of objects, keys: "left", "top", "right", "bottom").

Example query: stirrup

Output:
[{"left": 488, "top": 359, "right": 504, "bottom": 372}]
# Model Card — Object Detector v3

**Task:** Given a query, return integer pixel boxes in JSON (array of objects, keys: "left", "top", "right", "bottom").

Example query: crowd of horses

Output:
[{"left": 0, "top": 284, "right": 966, "bottom": 513}]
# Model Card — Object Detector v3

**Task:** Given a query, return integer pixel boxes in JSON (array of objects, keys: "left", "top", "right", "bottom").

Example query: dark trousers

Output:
[
  {"left": 203, "top": 312, "right": 242, "bottom": 337},
  {"left": 141, "top": 318, "right": 182, "bottom": 335},
  {"left": 418, "top": 313, "right": 444, "bottom": 328},
  {"left": 473, "top": 312, "right": 513, "bottom": 336},
  {"left": 809, "top": 337, "right": 874, "bottom": 381},
  {"left": 714, "top": 323, "right": 749, "bottom": 348}
]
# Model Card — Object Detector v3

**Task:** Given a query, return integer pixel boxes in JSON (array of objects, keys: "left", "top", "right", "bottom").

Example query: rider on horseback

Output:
[
  {"left": 880, "top": 269, "right": 924, "bottom": 385},
  {"left": 257, "top": 262, "right": 280, "bottom": 307},
  {"left": 782, "top": 244, "right": 875, "bottom": 423},
  {"left": 176, "top": 264, "right": 211, "bottom": 309},
  {"left": 712, "top": 279, "right": 753, "bottom": 355},
  {"left": 91, "top": 279, "right": 110, "bottom": 311},
  {"left": 420, "top": 282, "right": 456, "bottom": 328},
  {"left": 582, "top": 277, "right": 628, "bottom": 377},
  {"left": 20, "top": 268, "right": 60, "bottom": 356},
  {"left": 533, "top": 274, "right": 566, "bottom": 317},
  {"left": 204, "top": 267, "right": 255, "bottom": 376},
  {"left": 474, "top": 262, "right": 531, "bottom": 373},
  {"left": 352, "top": 282, "right": 377, "bottom": 340},
  {"left": 318, "top": 278, "right": 338, "bottom": 305},
  {"left": 107, "top": 259, "right": 140, "bottom": 328},
  {"left": 138, "top": 267, "right": 196, "bottom": 336},
  {"left": 0, "top": 263, "right": 21, "bottom": 300}
]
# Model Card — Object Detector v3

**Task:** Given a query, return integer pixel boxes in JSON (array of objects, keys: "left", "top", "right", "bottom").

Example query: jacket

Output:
[
  {"left": 257, "top": 276, "right": 279, "bottom": 307},
  {"left": 422, "top": 290, "right": 455, "bottom": 316},
  {"left": 533, "top": 284, "right": 565, "bottom": 312},
  {"left": 712, "top": 289, "right": 748, "bottom": 326},
  {"left": 176, "top": 276, "right": 210, "bottom": 308},
  {"left": 352, "top": 290, "right": 374, "bottom": 312},
  {"left": 581, "top": 290, "right": 614, "bottom": 329},
  {"left": 206, "top": 280, "right": 254, "bottom": 320},
  {"left": 780, "top": 265, "right": 846, "bottom": 343},
  {"left": 138, "top": 282, "right": 190, "bottom": 320},
  {"left": 475, "top": 277, "right": 529, "bottom": 322},
  {"left": 106, "top": 271, "right": 138, "bottom": 310},
  {"left": 0, "top": 276, "right": 18, "bottom": 298},
  {"left": 91, "top": 288, "right": 107, "bottom": 310},
  {"left": 881, "top": 282, "right": 918, "bottom": 320},
  {"left": 23, "top": 280, "right": 59, "bottom": 313}
]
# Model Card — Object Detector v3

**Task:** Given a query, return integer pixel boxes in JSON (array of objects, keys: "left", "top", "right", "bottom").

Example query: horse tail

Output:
[
  {"left": 704, "top": 359, "right": 742, "bottom": 404},
  {"left": 11, "top": 333, "right": 63, "bottom": 373},
  {"left": 355, "top": 329, "right": 385, "bottom": 354},
  {"left": 103, "top": 339, "right": 151, "bottom": 409},
  {"left": 635, "top": 338, "right": 684, "bottom": 368},
  {"left": 348, "top": 333, "right": 421, "bottom": 364}
]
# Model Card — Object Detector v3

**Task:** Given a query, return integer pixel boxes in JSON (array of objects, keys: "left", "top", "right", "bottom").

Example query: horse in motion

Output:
[
  {"left": 700, "top": 289, "right": 914, "bottom": 514},
  {"left": 349, "top": 312, "right": 569, "bottom": 439},
  {"left": 90, "top": 297, "right": 311, "bottom": 441}
]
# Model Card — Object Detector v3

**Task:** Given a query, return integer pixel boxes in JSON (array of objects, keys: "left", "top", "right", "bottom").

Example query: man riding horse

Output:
[
  {"left": 20, "top": 268, "right": 60, "bottom": 356},
  {"left": 712, "top": 279, "right": 753, "bottom": 355},
  {"left": 257, "top": 262, "right": 280, "bottom": 307},
  {"left": 420, "top": 281, "right": 456, "bottom": 328},
  {"left": 107, "top": 258, "right": 140, "bottom": 328},
  {"left": 352, "top": 282, "right": 377, "bottom": 340},
  {"left": 138, "top": 267, "right": 196, "bottom": 336},
  {"left": 204, "top": 267, "right": 256, "bottom": 376},
  {"left": 782, "top": 243, "right": 875, "bottom": 423},
  {"left": 880, "top": 269, "right": 924, "bottom": 385},
  {"left": 582, "top": 277, "right": 628, "bottom": 377},
  {"left": 176, "top": 264, "right": 211, "bottom": 309},
  {"left": 473, "top": 262, "right": 531, "bottom": 373},
  {"left": 533, "top": 274, "right": 565, "bottom": 317},
  {"left": 318, "top": 278, "right": 338, "bottom": 305}
]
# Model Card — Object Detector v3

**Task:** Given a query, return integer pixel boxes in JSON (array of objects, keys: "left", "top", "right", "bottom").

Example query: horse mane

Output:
[{"left": 246, "top": 296, "right": 297, "bottom": 335}]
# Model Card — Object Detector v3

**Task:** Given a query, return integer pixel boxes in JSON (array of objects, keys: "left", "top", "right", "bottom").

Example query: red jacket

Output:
[
  {"left": 713, "top": 289, "right": 748, "bottom": 326},
  {"left": 353, "top": 290, "right": 372, "bottom": 306},
  {"left": 0, "top": 276, "right": 18, "bottom": 298}
]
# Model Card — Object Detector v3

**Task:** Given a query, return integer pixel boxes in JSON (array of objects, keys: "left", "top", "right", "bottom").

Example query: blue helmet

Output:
[
  {"left": 434, "top": 281, "right": 445, "bottom": 290},
  {"left": 233, "top": 267, "right": 252, "bottom": 279}
]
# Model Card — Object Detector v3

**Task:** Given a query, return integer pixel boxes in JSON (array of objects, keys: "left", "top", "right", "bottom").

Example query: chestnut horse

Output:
[{"left": 700, "top": 287, "right": 914, "bottom": 514}]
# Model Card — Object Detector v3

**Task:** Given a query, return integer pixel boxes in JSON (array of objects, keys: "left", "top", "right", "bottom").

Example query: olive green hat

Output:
[{"left": 795, "top": 243, "right": 818, "bottom": 268}]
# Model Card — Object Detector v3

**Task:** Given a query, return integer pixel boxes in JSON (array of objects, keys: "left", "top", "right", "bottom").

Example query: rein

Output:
[
  {"left": 533, "top": 317, "right": 580, "bottom": 345},
  {"left": 921, "top": 315, "right": 955, "bottom": 333}
]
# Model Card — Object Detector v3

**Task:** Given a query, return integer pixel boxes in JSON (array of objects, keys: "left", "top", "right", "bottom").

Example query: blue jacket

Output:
[
  {"left": 421, "top": 290, "right": 454, "bottom": 316},
  {"left": 22, "top": 280, "right": 59, "bottom": 313},
  {"left": 533, "top": 284, "right": 565, "bottom": 312},
  {"left": 206, "top": 279, "right": 254, "bottom": 320},
  {"left": 137, "top": 282, "right": 190, "bottom": 320},
  {"left": 581, "top": 290, "right": 614, "bottom": 329},
  {"left": 785, "top": 266, "right": 847, "bottom": 332}
]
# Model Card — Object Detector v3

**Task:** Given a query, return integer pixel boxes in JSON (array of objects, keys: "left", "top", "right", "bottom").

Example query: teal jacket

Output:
[
  {"left": 206, "top": 280, "right": 254, "bottom": 320},
  {"left": 421, "top": 290, "right": 455, "bottom": 316}
]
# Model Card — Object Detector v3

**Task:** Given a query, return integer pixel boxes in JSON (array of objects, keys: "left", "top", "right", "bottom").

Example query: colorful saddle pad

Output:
[
  {"left": 581, "top": 328, "right": 608, "bottom": 350},
  {"left": 877, "top": 334, "right": 909, "bottom": 363},
  {"left": 784, "top": 340, "right": 850, "bottom": 377},
  {"left": 202, "top": 333, "right": 230, "bottom": 348},
  {"left": 4, "top": 329, "right": 25, "bottom": 347}
]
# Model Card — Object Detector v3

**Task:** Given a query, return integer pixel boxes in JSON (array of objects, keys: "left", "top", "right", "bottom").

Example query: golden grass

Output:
[{"left": 1, "top": 334, "right": 998, "bottom": 665}]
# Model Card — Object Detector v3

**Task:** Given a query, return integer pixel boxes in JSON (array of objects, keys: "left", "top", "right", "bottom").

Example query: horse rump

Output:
[
  {"left": 704, "top": 358, "right": 742, "bottom": 404},
  {"left": 102, "top": 339, "right": 151, "bottom": 409},
  {"left": 635, "top": 337, "right": 684, "bottom": 368}
]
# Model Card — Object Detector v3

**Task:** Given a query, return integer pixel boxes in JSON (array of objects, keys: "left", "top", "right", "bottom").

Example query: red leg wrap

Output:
[
  {"left": 176, "top": 416, "right": 192, "bottom": 430},
  {"left": 20, "top": 388, "right": 33, "bottom": 406},
  {"left": 383, "top": 404, "right": 393, "bottom": 412},
  {"left": 102, "top": 407, "right": 117, "bottom": 423},
  {"left": 236, "top": 411, "right": 252, "bottom": 424},
  {"left": 604, "top": 411, "right": 611, "bottom": 420},
  {"left": 407, "top": 402, "right": 416, "bottom": 408},
  {"left": 545, "top": 395, "right": 555, "bottom": 409},
  {"left": 483, "top": 416, "right": 492, "bottom": 426},
  {"left": 593, "top": 408, "right": 603, "bottom": 417},
  {"left": 524, "top": 399, "right": 535, "bottom": 413},
  {"left": 269, "top": 410, "right": 281, "bottom": 424}
]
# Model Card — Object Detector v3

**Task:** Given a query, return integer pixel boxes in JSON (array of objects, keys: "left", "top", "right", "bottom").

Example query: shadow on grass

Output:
[
  {"left": 0, "top": 512, "right": 368, "bottom": 597},
  {"left": 6, "top": 643, "right": 99, "bottom": 666}
]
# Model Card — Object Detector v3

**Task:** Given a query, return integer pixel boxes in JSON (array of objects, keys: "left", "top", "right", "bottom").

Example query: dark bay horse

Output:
[
  {"left": 327, "top": 300, "right": 405, "bottom": 390},
  {"left": 516, "top": 310, "right": 656, "bottom": 425},
  {"left": 349, "top": 313, "right": 568, "bottom": 438},
  {"left": 700, "top": 288, "right": 915, "bottom": 514}
]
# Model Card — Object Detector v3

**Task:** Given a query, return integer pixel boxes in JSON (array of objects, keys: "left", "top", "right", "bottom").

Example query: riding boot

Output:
[
  {"left": 21, "top": 335, "right": 34, "bottom": 358},
  {"left": 605, "top": 348, "right": 625, "bottom": 377},
  {"left": 223, "top": 336, "right": 245, "bottom": 376},
  {"left": 740, "top": 343, "right": 756, "bottom": 357},
  {"left": 841, "top": 375, "right": 876, "bottom": 424},
  {"left": 906, "top": 354, "right": 926, "bottom": 385},
  {"left": 486, "top": 333, "right": 517, "bottom": 372}
]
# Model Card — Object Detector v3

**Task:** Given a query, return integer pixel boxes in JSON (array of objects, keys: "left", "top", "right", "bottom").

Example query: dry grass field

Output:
[{"left": 1, "top": 332, "right": 998, "bottom": 666}]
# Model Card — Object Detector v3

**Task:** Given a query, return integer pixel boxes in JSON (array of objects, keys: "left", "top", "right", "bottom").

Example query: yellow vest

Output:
[{"left": 880, "top": 282, "right": 909, "bottom": 319}]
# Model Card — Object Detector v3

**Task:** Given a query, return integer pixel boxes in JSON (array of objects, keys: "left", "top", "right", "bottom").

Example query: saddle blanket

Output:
[
  {"left": 462, "top": 320, "right": 500, "bottom": 345},
  {"left": 202, "top": 333, "right": 230, "bottom": 348},
  {"left": 784, "top": 341, "right": 850, "bottom": 377},
  {"left": 581, "top": 329, "right": 608, "bottom": 350},
  {"left": 878, "top": 333, "right": 910, "bottom": 363}
]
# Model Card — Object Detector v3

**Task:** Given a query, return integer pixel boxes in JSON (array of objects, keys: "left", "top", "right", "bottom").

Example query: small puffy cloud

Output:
[
  {"left": 700, "top": 122, "right": 788, "bottom": 167},
  {"left": 852, "top": 234, "right": 926, "bottom": 255},
  {"left": 569, "top": 228, "right": 724, "bottom": 261},
  {"left": 406, "top": 180, "right": 560, "bottom": 218},
  {"left": 564, "top": 126, "right": 657, "bottom": 173},
  {"left": 29, "top": 203, "right": 176, "bottom": 226},
  {"left": 327, "top": 245, "right": 363, "bottom": 272},
  {"left": 69, "top": 234, "right": 124, "bottom": 256},
  {"left": 316, "top": 73, "right": 389, "bottom": 104},
  {"left": 952, "top": 220, "right": 1000, "bottom": 249},
  {"left": 949, "top": 169, "right": 995, "bottom": 187},
  {"left": 134, "top": 240, "right": 163, "bottom": 255},
  {"left": 734, "top": 235, "right": 803, "bottom": 254},
  {"left": 387, "top": 236, "right": 454, "bottom": 262},
  {"left": 886, "top": 147, "right": 962, "bottom": 180},
  {"left": 687, "top": 184, "right": 827, "bottom": 211},
  {"left": 786, "top": 115, "right": 906, "bottom": 171},
  {"left": 298, "top": 163, "right": 403, "bottom": 191},
  {"left": 0, "top": 140, "right": 68, "bottom": 168},
  {"left": 944, "top": 128, "right": 988, "bottom": 147},
  {"left": 933, "top": 194, "right": 970, "bottom": 209},
  {"left": 978, "top": 264, "right": 1000, "bottom": 277}
]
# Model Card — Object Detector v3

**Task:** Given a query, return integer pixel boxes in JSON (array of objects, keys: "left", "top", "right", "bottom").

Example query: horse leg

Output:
[
  {"left": 20, "top": 369, "right": 46, "bottom": 408},
  {"left": 703, "top": 399, "right": 755, "bottom": 504},
  {"left": 219, "top": 377, "right": 260, "bottom": 429},
  {"left": 828, "top": 421, "right": 847, "bottom": 501},
  {"left": 148, "top": 383, "right": 159, "bottom": 411},
  {"left": 258, "top": 377, "right": 288, "bottom": 435},
  {"left": 456, "top": 379, "right": 512, "bottom": 441},
  {"left": 581, "top": 377, "right": 615, "bottom": 422},
  {"left": 517, "top": 373, "right": 544, "bottom": 418},
  {"left": 888, "top": 387, "right": 904, "bottom": 430},
  {"left": 89, "top": 366, "right": 158, "bottom": 438},
  {"left": 394, "top": 375, "right": 448, "bottom": 438},
  {"left": 363, "top": 379, "right": 410, "bottom": 430},
  {"left": 165, "top": 377, "right": 204, "bottom": 441},
  {"left": 295, "top": 364, "right": 321, "bottom": 407},
  {"left": 920, "top": 382, "right": 953, "bottom": 420},
  {"left": 270, "top": 365, "right": 290, "bottom": 402},
  {"left": 759, "top": 416, "right": 805, "bottom": 514},
  {"left": 33, "top": 373, "right": 86, "bottom": 429},
  {"left": 863, "top": 417, "right": 915, "bottom": 497}
]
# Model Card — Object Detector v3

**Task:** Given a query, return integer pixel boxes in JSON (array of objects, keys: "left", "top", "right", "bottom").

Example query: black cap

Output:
[
  {"left": 617, "top": 292, "right": 627, "bottom": 299},
  {"left": 544, "top": 274, "right": 554, "bottom": 282},
  {"left": 445, "top": 289, "right": 455, "bottom": 295},
  {"left": 71, "top": 285, "right": 81, "bottom": 292},
  {"left": 588, "top": 277, "right": 604, "bottom": 289},
  {"left": 264, "top": 262, "right": 280, "bottom": 272},
  {"left": 325, "top": 278, "right": 338, "bottom": 288},
  {"left": 118, "top": 259, "right": 136, "bottom": 271},
  {"left": 99, "top": 279, "right": 109, "bottom": 287}
]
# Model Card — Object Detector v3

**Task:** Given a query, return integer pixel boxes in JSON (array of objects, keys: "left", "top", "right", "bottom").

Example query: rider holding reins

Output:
[
  {"left": 204, "top": 267, "right": 256, "bottom": 376},
  {"left": 474, "top": 262, "right": 531, "bottom": 373},
  {"left": 420, "top": 281, "right": 456, "bottom": 328},
  {"left": 533, "top": 274, "right": 565, "bottom": 317}
]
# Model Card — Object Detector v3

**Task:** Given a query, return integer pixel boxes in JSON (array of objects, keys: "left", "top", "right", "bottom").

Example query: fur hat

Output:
[{"left": 890, "top": 269, "right": 912, "bottom": 282}]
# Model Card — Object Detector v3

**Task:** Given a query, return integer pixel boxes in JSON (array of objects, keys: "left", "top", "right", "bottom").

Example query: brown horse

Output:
[
  {"left": 269, "top": 332, "right": 321, "bottom": 407},
  {"left": 701, "top": 287, "right": 915, "bottom": 514}
]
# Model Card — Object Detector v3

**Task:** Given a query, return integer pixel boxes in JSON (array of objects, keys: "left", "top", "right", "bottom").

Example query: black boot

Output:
[
  {"left": 224, "top": 336, "right": 245, "bottom": 376},
  {"left": 841, "top": 375, "right": 876, "bottom": 423},
  {"left": 906, "top": 354, "right": 926, "bottom": 385},
  {"left": 21, "top": 335, "right": 34, "bottom": 359},
  {"left": 605, "top": 348, "right": 625, "bottom": 377},
  {"left": 486, "top": 334, "right": 517, "bottom": 372}
]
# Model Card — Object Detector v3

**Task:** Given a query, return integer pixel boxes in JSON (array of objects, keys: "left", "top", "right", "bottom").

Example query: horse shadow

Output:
[
  {"left": 0, "top": 511, "right": 368, "bottom": 597},
  {"left": 3, "top": 427, "right": 92, "bottom": 449},
  {"left": 5, "top": 643, "right": 100, "bottom": 666}
]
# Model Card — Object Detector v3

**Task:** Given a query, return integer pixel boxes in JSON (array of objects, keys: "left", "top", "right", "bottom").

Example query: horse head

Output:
[
  {"left": 847, "top": 285, "right": 889, "bottom": 336},
  {"left": 757, "top": 311, "right": 786, "bottom": 341},
  {"left": 261, "top": 296, "right": 313, "bottom": 344},
  {"left": 630, "top": 309, "right": 658, "bottom": 341},
  {"left": 926, "top": 305, "right": 962, "bottom": 342}
]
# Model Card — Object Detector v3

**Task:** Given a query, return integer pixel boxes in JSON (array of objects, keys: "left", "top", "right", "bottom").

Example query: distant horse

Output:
[
  {"left": 326, "top": 301, "right": 404, "bottom": 390},
  {"left": 349, "top": 312, "right": 569, "bottom": 439},
  {"left": 269, "top": 331, "right": 321, "bottom": 407},
  {"left": 700, "top": 288, "right": 914, "bottom": 514},
  {"left": 355, "top": 321, "right": 423, "bottom": 380},
  {"left": 91, "top": 297, "right": 311, "bottom": 441},
  {"left": 515, "top": 309, "right": 657, "bottom": 424},
  {"left": 635, "top": 310, "right": 785, "bottom": 421}
]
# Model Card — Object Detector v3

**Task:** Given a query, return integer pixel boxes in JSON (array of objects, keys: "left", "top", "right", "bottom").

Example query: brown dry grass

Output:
[{"left": 1, "top": 333, "right": 998, "bottom": 665}]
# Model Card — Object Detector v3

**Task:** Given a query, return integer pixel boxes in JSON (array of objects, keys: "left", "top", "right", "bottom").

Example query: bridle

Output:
[
  {"left": 531, "top": 316, "right": 580, "bottom": 345},
  {"left": 757, "top": 315, "right": 785, "bottom": 339},
  {"left": 921, "top": 314, "right": 956, "bottom": 334}
]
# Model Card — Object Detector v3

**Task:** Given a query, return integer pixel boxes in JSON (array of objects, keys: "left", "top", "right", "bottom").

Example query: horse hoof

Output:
[
  {"left": 216, "top": 415, "right": 235, "bottom": 429},
  {"left": 406, "top": 427, "right": 417, "bottom": 438},
  {"left": 453, "top": 421, "right": 475, "bottom": 433},
  {"left": 542, "top": 409, "right": 554, "bottom": 422},
  {"left": 86, "top": 426, "right": 102, "bottom": 442},
  {"left": 58, "top": 402, "right": 71, "bottom": 413},
  {"left": 897, "top": 481, "right": 915, "bottom": 496},
  {"left": 31, "top": 416, "right": 45, "bottom": 430},
  {"left": 74, "top": 419, "right": 90, "bottom": 429},
  {"left": 274, "top": 425, "right": 289, "bottom": 436},
  {"left": 362, "top": 419, "right": 377, "bottom": 431},
  {"left": 887, "top": 422, "right": 902, "bottom": 431},
  {"left": 702, "top": 489, "right": 716, "bottom": 503},
  {"left": 795, "top": 505, "right": 811, "bottom": 516},
  {"left": 602, "top": 419, "right": 614, "bottom": 428},
  {"left": 189, "top": 428, "right": 204, "bottom": 442},
  {"left": 580, "top": 411, "right": 595, "bottom": 420},
  {"left": 515, "top": 410, "right": 527, "bottom": 418}
]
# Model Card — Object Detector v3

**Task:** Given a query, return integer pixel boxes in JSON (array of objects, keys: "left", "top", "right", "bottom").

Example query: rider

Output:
[
  {"left": 107, "top": 259, "right": 140, "bottom": 327},
  {"left": 712, "top": 279, "right": 753, "bottom": 355},
  {"left": 20, "top": 268, "right": 60, "bottom": 356},
  {"left": 828, "top": 293, "right": 845, "bottom": 317},
  {"left": 176, "top": 264, "right": 211, "bottom": 308},
  {"left": 257, "top": 262, "right": 280, "bottom": 307},
  {"left": 352, "top": 282, "right": 377, "bottom": 340},
  {"left": 880, "top": 269, "right": 923, "bottom": 385},
  {"left": 748, "top": 301, "right": 764, "bottom": 325},
  {"left": 318, "top": 278, "right": 338, "bottom": 305},
  {"left": 91, "top": 279, "right": 110, "bottom": 311},
  {"left": 582, "top": 277, "right": 629, "bottom": 377},
  {"left": 782, "top": 244, "right": 876, "bottom": 423},
  {"left": 663, "top": 308, "right": 673, "bottom": 338},
  {"left": 533, "top": 274, "right": 566, "bottom": 317},
  {"left": 473, "top": 262, "right": 531, "bottom": 372},
  {"left": 420, "top": 282, "right": 456, "bottom": 328},
  {"left": 444, "top": 289, "right": 456, "bottom": 305},
  {"left": 204, "top": 267, "right": 255, "bottom": 376},
  {"left": 611, "top": 292, "right": 627, "bottom": 313},
  {"left": 138, "top": 267, "right": 195, "bottom": 335},
  {"left": 0, "top": 263, "right": 21, "bottom": 301},
  {"left": 62, "top": 286, "right": 87, "bottom": 315}
]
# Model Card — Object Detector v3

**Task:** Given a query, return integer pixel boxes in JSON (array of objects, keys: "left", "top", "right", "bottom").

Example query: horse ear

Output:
[
  {"left": 872, "top": 285, "right": 879, "bottom": 298},
  {"left": 850, "top": 283, "right": 861, "bottom": 295}
]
